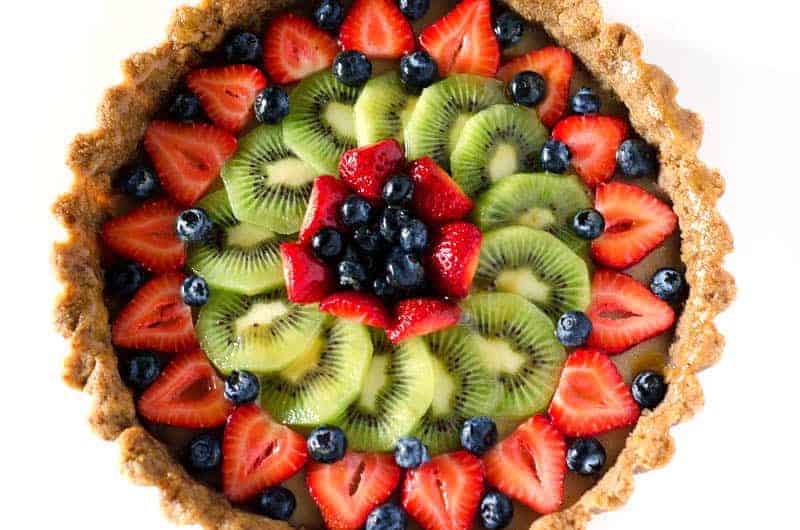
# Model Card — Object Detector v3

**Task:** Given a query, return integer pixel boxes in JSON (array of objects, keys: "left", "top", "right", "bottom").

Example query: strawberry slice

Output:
[
  {"left": 138, "top": 349, "right": 233, "bottom": 428},
  {"left": 591, "top": 182, "right": 678, "bottom": 269},
  {"left": 402, "top": 451, "right": 483, "bottom": 530},
  {"left": 299, "top": 176, "right": 352, "bottom": 244},
  {"left": 319, "top": 292, "right": 392, "bottom": 328},
  {"left": 339, "top": 0, "right": 415, "bottom": 60},
  {"left": 307, "top": 452, "right": 402, "bottom": 530},
  {"left": 551, "top": 115, "right": 629, "bottom": 187},
  {"left": 144, "top": 121, "right": 237, "bottom": 206},
  {"left": 408, "top": 157, "right": 474, "bottom": 225},
  {"left": 263, "top": 13, "right": 340, "bottom": 84},
  {"left": 101, "top": 199, "right": 185, "bottom": 273},
  {"left": 280, "top": 242, "right": 335, "bottom": 303},
  {"left": 483, "top": 415, "right": 566, "bottom": 515},
  {"left": 425, "top": 222, "right": 482, "bottom": 299},
  {"left": 387, "top": 298, "right": 462, "bottom": 343},
  {"left": 223, "top": 404, "right": 308, "bottom": 503},
  {"left": 419, "top": 0, "right": 499, "bottom": 77},
  {"left": 339, "top": 139, "right": 405, "bottom": 202},
  {"left": 586, "top": 269, "right": 675, "bottom": 354},
  {"left": 111, "top": 272, "right": 198, "bottom": 352},
  {"left": 186, "top": 65, "right": 267, "bottom": 133},
  {"left": 497, "top": 47, "right": 574, "bottom": 128},
  {"left": 548, "top": 349, "right": 641, "bottom": 437}
]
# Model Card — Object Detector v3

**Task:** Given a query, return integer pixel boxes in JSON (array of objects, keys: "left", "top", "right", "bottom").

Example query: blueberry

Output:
[
  {"left": 176, "top": 208, "right": 213, "bottom": 243},
  {"left": 312, "top": 228, "right": 345, "bottom": 262},
  {"left": 379, "top": 206, "right": 412, "bottom": 243},
  {"left": 509, "top": 71, "right": 546, "bottom": 107},
  {"left": 631, "top": 371, "right": 667, "bottom": 409},
  {"left": 570, "top": 87, "right": 601, "bottom": 115},
  {"left": 616, "top": 139, "right": 658, "bottom": 177},
  {"left": 555, "top": 311, "right": 592, "bottom": 347},
  {"left": 385, "top": 252, "right": 426, "bottom": 290},
  {"left": 399, "top": 219, "right": 428, "bottom": 252},
  {"left": 122, "top": 353, "right": 161, "bottom": 391},
  {"left": 494, "top": 12, "right": 524, "bottom": 49},
  {"left": 314, "top": 0, "right": 345, "bottom": 32},
  {"left": 398, "top": 0, "right": 429, "bottom": 21},
  {"left": 256, "top": 486, "right": 296, "bottom": 521},
  {"left": 224, "top": 370, "right": 260, "bottom": 405},
  {"left": 650, "top": 268, "right": 684, "bottom": 302},
  {"left": 399, "top": 51, "right": 437, "bottom": 90},
  {"left": 188, "top": 434, "right": 222, "bottom": 471},
  {"left": 480, "top": 491, "right": 514, "bottom": 529},
  {"left": 338, "top": 259, "right": 370, "bottom": 290},
  {"left": 460, "top": 416, "right": 498, "bottom": 455},
  {"left": 181, "top": 275, "right": 210, "bottom": 306},
  {"left": 170, "top": 92, "right": 202, "bottom": 122},
  {"left": 566, "top": 438, "right": 606, "bottom": 475},
  {"left": 373, "top": 276, "right": 397, "bottom": 299},
  {"left": 224, "top": 32, "right": 262, "bottom": 64},
  {"left": 382, "top": 175, "right": 415, "bottom": 205},
  {"left": 366, "top": 503, "right": 408, "bottom": 530},
  {"left": 107, "top": 261, "right": 147, "bottom": 297},
  {"left": 307, "top": 426, "right": 347, "bottom": 463},
  {"left": 540, "top": 139, "right": 571, "bottom": 174},
  {"left": 353, "top": 225, "right": 383, "bottom": 255},
  {"left": 120, "top": 164, "right": 159, "bottom": 200},
  {"left": 572, "top": 208, "right": 605, "bottom": 240},
  {"left": 254, "top": 87, "right": 289, "bottom": 124},
  {"left": 340, "top": 195, "right": 373, "bottom": 227},
  {"left": 394, "top": 437, "right": 430, "bottom": 469},
  {"left": 332, "top": 50, "right": 372, "bottom": 87}
]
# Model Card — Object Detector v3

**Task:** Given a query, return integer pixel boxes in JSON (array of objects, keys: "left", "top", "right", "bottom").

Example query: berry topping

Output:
[
  {"left": 121, "top": 353, "right": 161, "bottom": 391},
  {"left": 572, "top": 208, "right": 606, "bottom": 240},
  {"left": 565, "top": 438, "right": 606, "bottom": 475},
  {"left": 385, "top": 252, "right": 426, "bottom": 291},
  {"left": 383, "top": 175, "right": 415, "bottom": 205},
  {"left": 460, "top": 416, "right": 498, "bottom": 455},
  {"left": 552, "top": 115, "right": 629, "bottom": 187},
  {"left": 425, "top": 221, "right": 482, "bottom": 298},
  {"left": 314, "top": 0, "right": 346, "bottom": 32},
  {"left": 400, "top": 51, "right": 438, "bottom": 90},
  {"left": 494, "top": 11, "right": 524, "bottom": 49},
  {"left": 188, "top": 433, "right": 222, "bottom": 472},
  {"left": 540, "top": 139, "right": 571, "bottom": 174},
  {"left": 254, "top": 86, "right": 289, "bottom": 124},
  {"left": 650, "top": 267, "right": 685, "bottom": 302},
  {"left": 280, "top": 242, "right": 335, "bottom": 303},
  {"left": 339, "top": 0, "right": 416, "bottom": 60},
  {"left": 394, "top": 436, "right": 430, "bottom": 469},
  {"left": 107, "top": 261, "right": 148, "bottom": 298},
  {"left": 399, "top": 219, "right": 429, "bottom": 252},
  {"left": 367, "top": 503, "right": 409, "bottom": 530},
  {"left": 380, "top": 206, "right": 413, "bottom": 243},
  {"left": 180, "top": 274, "right": 209, "bottom": 306},
  {"left": 300, "top": 176, "right": 352, "bottom": 244},
  {"left": 617, "top": 138, "right": 659, "bottom": 178},
  {"left": 308, "top": 426, "right": 348, "bottom": 464},
  {"left": 175, "top": 207, "right": 213, "bottom": 243},
  {"left": 338, "top": 259, "right": 370, "bottom": 290},
  {"left": 332, "top": 50, "right": 373, "bottom": 87},
  {"left": 319, "top": 291, "right": 392, "bottom": 328},
  {"left": 312, "top": 227, "right": 345, "bottom": 261},
  {"left": 570, "top": 87, "right": 601, "bottom": 115},
  {"left": 169, "top": 92, "right": 202, "bottom": 122},
  {"left": 555, "top": 311, "right": 592, "bottom": 347},
  {"left": 187, "top": 65, "right": 268, "bottom": 133},
  {"left": 408, "top": 157, "right": 474, "bottom": 225},
  {"left": 631, "top": 371, "right": 668, "bottom": 409},
  {"left": 508, "top": 70, "right": 546, "bottom": 107},
  {"left": 340, "top": 195, "right": 373, "bottom": 227},
  {"left": 120, "top": 164, "right": 159, "bottom": 199},
  {"left": 373, "top": 276, "right": 397, "bottom": 299},
  {"left": 256, "top": 486, "right": 297, "bottom": 521},
  {"left": 224, "top": 31, "right": 263, "bottom": 64},
  {"left": 387, "top": 297, "right": 462, "bottom": 343},
  {"left": 398, "top": 0, "right": 430, "bottom": 21},
  {"left": 223, "top": 370, "right": 260, "bottom": 405},
  {"left": 263, "top": 14, "right": 340, "bottom": 84},
  {"left": 479, "top": 491, "right": 514, "bottom": 530},
  {"left": 340, "top": 139, "right": 405, "bottom": 201},
  {"left": 353, "top": 225, "right": 383, "bottom": 254}
]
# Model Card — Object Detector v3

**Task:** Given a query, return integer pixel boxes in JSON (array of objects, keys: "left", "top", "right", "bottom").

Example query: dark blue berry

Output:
[
  {"left": 570, "top": 87, "right": 601, "bottom": 115},
  {"left": 307, "top": 426, "right": 347, "bottom": 463},
  {"left": 170, "top": 92, "right": 202, "bottom": 122},
  {"left": 366, "top": 503, "right": 408, "bottom": 530},
  {"left": 120, "top": 164, "right": 159, "bottom": 199},
  {"left": 398, "top": 0, "right": 430, "bottom": 21},
  {"left": 373, "top": 276, "right": 397, "bottom": 299},
  {"left": 181, "top": 275, "right": 210, "bottom": 306},
  {"left": 340, "top": 195, "right": 373, "bottom": 227},
  {"left": 176, "top": 208, "right": 213, "bottom": 243},
  {"left": 566, "top": 438, "right": 606, "bottom": 475},
  {"left": 399, "top": 51, "right": 437, "bottom": 90},
  {"left": 312, "top": 228, "right": 345, "bottom": 262},
  {"left": 460, "top": 416, "right": 498, "bottom": 456},
  {"left": 314, "top": 0, "right": 346, "bottom": 32},
  {"left": 616, "top": 139, "right": 658, "bottom": 177},
  {"left": 556, "top": 311, "right": 592, "bottom": 347},
  {"left": 379, "top": 206, "right": 412, "bottom": 243},
  {"left": 540, "top": 139, "right": 571, "bottom": 174},
  {"left": 188, "top": 434, "right": 222, "bottom": 471},
  {"left": 509, "top": 71, "right": 546, "bottom": 107},
  {"left": 650, "top": 268, "right": 684, "bottom": 302},
  {"left": 382, "top": 175, "right": 415, "bottom": 205},
  {"left": 385, "top": 252, "right": 426, "bottom": 290},
  {"left": 332, "top": 50, "right": 372, "bottom": 87},
  {"left": 256, "top": 486, "right": 296, "bottom": 521},
  {"left": 107, "top": 261, "right": 147, "bottom": 297},
  {"left": 631, "top": 371, "right": 667, "bottom": 409},
  {"left": 224, "top": 32, "right": 262, "bottom": 64},
  {"left": 353, "top": 225, "right": 383, "bottom": 254},
  {"left": 572, "top": 208, "right": 605, "bottom": 240},
  {"left": 338, "top": 259, "right": 370, "bottom": 290},
  {"left": 122, "top": 353, "right": 161, "bottom": 391},
  {"left": 399, "top": 219, "right": 428, "bottom": 252},
  {"left": 480, "top": 491, "right": 514, "bottom": 530},
  {"left": 254, "top": 87, "right": 289, "bottom": 124},
  {"left": 494, "top": 12, "right": 524, "bottom": 48},
  {"left": 394, "top": 437, "right": 430, "bottom": 469},
  {"left": 224, "top": 370, "right": 260, "bottom": 405}
]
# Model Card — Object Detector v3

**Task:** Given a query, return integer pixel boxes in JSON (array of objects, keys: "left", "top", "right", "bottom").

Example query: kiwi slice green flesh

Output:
[
  {"left": 187, "top": 190, "right": 286, "bottom": 296},
  {"left": 460, "top": 292, "right": 566, "bottom": 419},
  {"left": 354, "top": 72, "right": 418, "bottom": 147},
  {"left": 283, "top": 71, "right": 361, "bottom": 175},
  {"left": 450, "top": 105, "right": 548, "bottom": 196},
  {"left": 260, "top": 317, "right": 373, "bottom": 427},
  {"left": 404, "top": 74, "right": 507, "bottom": 170},
  {"left": 475, "top": 226, "right": 592, "bottom": 320},
  {"left": 196, "top": 289, "right": 326, "bottom": 374}
]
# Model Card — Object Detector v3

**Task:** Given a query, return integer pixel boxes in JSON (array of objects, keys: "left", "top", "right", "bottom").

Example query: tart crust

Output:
[{"left": 52, "top": 1, "right": 736, "bottom": 529}]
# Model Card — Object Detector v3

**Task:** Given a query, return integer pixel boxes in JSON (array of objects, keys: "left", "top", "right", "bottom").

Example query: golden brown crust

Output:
[{"left": 53, "top": 0, "right": 734, "bottom": 528}]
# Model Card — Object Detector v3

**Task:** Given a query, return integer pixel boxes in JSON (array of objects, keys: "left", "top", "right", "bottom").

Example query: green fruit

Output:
[{"left": 354, "top": 71, "right": 418, "bottom": 146}]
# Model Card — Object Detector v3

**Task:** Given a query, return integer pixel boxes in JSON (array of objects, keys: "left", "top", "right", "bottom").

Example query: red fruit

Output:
[
  {"left": 419, "top": 0, "right": 499, "bottom": 77},
  {"left": 144, "top": 121, "right": 237, "bottom": 205},
  {"left": 299, "top": 176, "right": 352, "bottom": 244},
  {"left": 408, "top": 157, "right": 473, "bottom": 225},
  {"left": 497, "top": 47, "right": 574, "bottom": 128},
  {"left": 280, "top": 242, "right": 334, "bottom": 303},
  {"left": 551, "top": 115, "right": 629, "bottom": 187},
  {"left": 138, "top": 349, "right": 233, "bottom": 428},
  {"left": 263, "top": 13, "right": 340, "bottom": 84},
  {"left": 387, "top": 298, "right": 462, "bottom": 343},
  {"left": 548, "top": 349, "right": 641, "bottom": 437},
  {"left": 101, "top": 199, "right": 185, "bottom": 273},
  {"left": 426, "top": 222, "right": 482, "bottom": 298},
  {"left": 307, "top": 452, "right": 401, "bottom": 530},
  {"left": 483, "top": 416, "right": 566, "bottom": 515},
  {"left": 222, "top": 404, "right": 308, "bottom": 503},
  {"left": 586, "top": 269, "right": 675, "bottom": 354},
  {"left": 591, "top": 182, "right": 678, "bottom": 269},
  {"left": 339, "top": 0, "right": 415, "bottom": 60},
  {"left": 339, "top": 139, "right": 405, "bottom": 201},
  {"left": 319, "top": 292, "right": 392, "bottom": 328},
  {"left": 186, "top": 65, "right": 267, "bottom": 133},
  {"left": 112, "top": 272, "right": 198, "bottom": 352},
  {"left": 402, "top": 451, "right": 483, "bottom": 530}
]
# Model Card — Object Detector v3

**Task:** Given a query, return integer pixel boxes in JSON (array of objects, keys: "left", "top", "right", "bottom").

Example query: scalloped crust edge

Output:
[{"left": 51, "top": 1, "right": 735, "bottom": 529}]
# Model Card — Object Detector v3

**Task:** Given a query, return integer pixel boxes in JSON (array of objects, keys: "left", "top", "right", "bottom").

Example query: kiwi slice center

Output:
[
  {"left": 323, "top": 101, "right": 356, "bottom": 141},
  {"left": 430, "top": 357, "right": 458, "bottom": 418},
  {"left": 357, "top": 354, "right": 391, "bottom": 412},
  {"left": 487, "top": 143, "right": 521, "bottom": 182},
  {"left": 495, "top": 268, "right": 552, "bottom": 304},
  {"left": 278, "top": 336, "right": 327, "bottom": 384},
  {"left": 225, "top": 223, "right": 276, "bottom": 249},
  {"left": 515, "top": 207, "right": 558, "bottom": 230},
  {"left": 448, "top": 113, "right": 472, "bottom": 154},
  {"left": 234, "top": 301, "right": 290, "bottom": 335},
  {"left": 473, "top": 335, "right": 527, "bottom": 374},
  {"left": 263, "top": 157, "right": 318, "bottom": 188}
]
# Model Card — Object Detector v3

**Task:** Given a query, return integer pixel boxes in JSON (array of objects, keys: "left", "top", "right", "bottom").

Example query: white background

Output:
[{"left": 1, "top": 0, "right": 798, "bottom": 528}]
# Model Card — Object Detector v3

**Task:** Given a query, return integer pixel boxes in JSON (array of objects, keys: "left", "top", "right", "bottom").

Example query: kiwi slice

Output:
[
  {"left": 405, "top": 75, "right": 507, "bottom": 169},
  {"left": 196, "top": 288, "right": 326, "bottom": 374},
  {"left": 450, "top": 105, "right": 548, "bottom": 196},
  {"left": 333, "top": 331, "right": 434, "bottom": 452},
  {"left": 354, "top": 71, "right": 418, "bottom": 146},
  {"left": 187, "top": 190, "right": 286, "bottom": 295},
  {"left": 283, "top": 71, "right": 361, "bottom": 175},
  {"left": 472, "top": 173, "right": 593, "bottom": 255},
  {"left": 460, "top": 292, "right": 566, "bottom": 419},
  {"left": 260, "top": 317, "right": 373, "bottom": 427},
  {"left": 475, "top": 226, "right": 592, "bottom": 320}
]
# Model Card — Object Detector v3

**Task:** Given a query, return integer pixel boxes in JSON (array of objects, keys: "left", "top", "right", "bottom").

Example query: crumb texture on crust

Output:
[{"left": 53, "top": 0, "right": 734, "bottom": 528}]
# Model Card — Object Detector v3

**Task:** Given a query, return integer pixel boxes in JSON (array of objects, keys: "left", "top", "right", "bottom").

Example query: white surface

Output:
[{"left": 2, "top": 0, "right": 798, "bottom": 528}]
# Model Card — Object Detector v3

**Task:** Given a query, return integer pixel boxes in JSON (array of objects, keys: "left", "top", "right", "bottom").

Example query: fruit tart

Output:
[{"left": 53, "top": 1, "right": 735, "bottom": 529}]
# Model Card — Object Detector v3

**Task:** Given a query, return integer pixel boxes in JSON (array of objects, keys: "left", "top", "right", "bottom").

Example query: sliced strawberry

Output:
[
  {"left": 222, "top": 404, "right": 308, "bottom": 503},
  {"left": 497, "top": 47, "right": 574, "bottom": 128},
  {"left": 548, "top": 349, "right": 641, "bottom": 437},
  {"left": 408, "top": 157, "right": 474, "bottom": 225},
  {"left": 138, "top": 349, "right": 232, "bottom": 428},
  {"left": 591, "top": 182, "right": 678, "bottom": 269},
  {"left": 319, "top": 292, "right": 392, "bottom": 328},
  {"left": 387, "top": 298, "right": 462, "bottom": 343},
  {"left": 551, "top": 115, "right": 629, "bottom": 187},
  {"left": 483, "top": 415, "right": 566, "bottom": 515},
  {"left": 425, "top": 222, "right": 482, "bottom": 299},
  {"left": 299, "top": 176, "right": 352, "bottom": 244},
  {"left": 307, "top": 452, "right": 401, "bottom": 530},
  {"left": 339, "top": 0, "right": 415, "bottom": 60},
  {"left": 186, "top": 65, "right": 267, "bottom": 133},
  {"left": 111, "top": 272, "right": 198, "bottom": 352},
  {"left": 101, "top": 199, "right": 184, "bottom": 273},
  {"left": 280, "top": 242, "right": 334, "bottom": 303},
  {"left": 263, "top": 13, "right": 340, "bottom": 84},
  {"left": 144, "top": 121, "right": 237, "bottom": 206},
  {"left": 402, "top": 451, "right": 483, "bottom": 530},
  {"left": 418, "top": 0, "right": 499, "bottom": 77},
  {"left": 339, "top": 139, "right": 405, "bottom": 202},
  {"left": 586, "top": 269, "right": 675, "bottom": 354}
]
